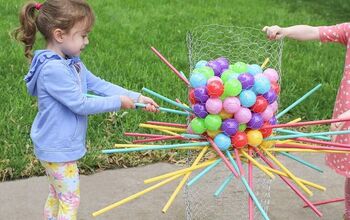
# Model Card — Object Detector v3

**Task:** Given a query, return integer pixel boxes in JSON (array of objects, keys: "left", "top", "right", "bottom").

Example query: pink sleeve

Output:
[{"left": 318, "top": 23, "right": 350, "bottom": 45}]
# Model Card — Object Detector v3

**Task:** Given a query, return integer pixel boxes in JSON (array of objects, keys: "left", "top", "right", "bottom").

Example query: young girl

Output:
[
  {"left": 263, "top": 23, "right": 350, "bottom": 219},
  {"left": 13, "top": 1, "right": 159, "bottom": 219}
]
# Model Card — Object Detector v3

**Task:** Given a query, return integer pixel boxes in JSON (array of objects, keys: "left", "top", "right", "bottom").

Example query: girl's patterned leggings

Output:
[{"left": 41, "top": 161, "right": 80, "bottom": 220}]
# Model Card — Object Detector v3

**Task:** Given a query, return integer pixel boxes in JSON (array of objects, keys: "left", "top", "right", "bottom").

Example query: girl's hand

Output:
[
  {"left": 138, "top": 95, "right": 159, "bottom": 113},
  {"left": 120, "top": 96, "right": 135, "bottom": 109},
  {"left": 262, "top": 25, "right": 285, "bottom": 40}
]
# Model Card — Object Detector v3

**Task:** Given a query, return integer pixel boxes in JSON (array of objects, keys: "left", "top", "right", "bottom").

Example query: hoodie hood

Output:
[{"left": 24, "top": 50, "right": 81, "bottom": 96}]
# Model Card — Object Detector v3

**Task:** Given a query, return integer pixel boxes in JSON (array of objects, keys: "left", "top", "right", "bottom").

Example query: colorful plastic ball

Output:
[
  {"left": 250, "top": 96, "right": 268, "bottom": 113},
  {"left": 193, "top": 103, "right": 208, "bottom": 118},
  {"left": 270, "top": 101, "right": 278, "bottom": 113},
  {"left": 247, "top": 64, "right": 263, "bottom": 75},
  {"left": 270, "top": 81, "right": 280, "bottom": 94},
  {"left": 238, "top": 73, "right": 255, "bottom": 89},
  {"left": 221, "top": 69, "right": 239, "bottom": 83},
  {"left": 194, "top": 87, "right": 209, "bottom": 103},
  {"left": 207, "top": 60, "right": 222, "bottom": 77},
  {"left": 223, "top": 79, "right": 242, "bottom": 97},
  {"left": 189, "top": 88, "right": 197, "bottom": 104},
  {"left": 195, "top": 60, "right": 208, "bottom": 69},
  {"left": 247, "top": 113, "right": 264, "bottom": 129},
  {"left": 263, "top": 68, "right": 279, "bottom": 83},
  {"left": 230, "top": 62, "right": 248, "bottom": 73},
  {"left": 190, "top": 118, "right": 207, "bottom": 134},
  {"left": 193, "top": 66, "right": 215, "bottom": 80},
  {"left": 221, "top": 119, "right": 239, "bottom": 136},
  {"left": 205, "top": 98, "right": 223, "bottom": 114},
  {"left": 234, "top": 107, "right": 252, "bottom": 124},
  {"left": 262, "top": 89, "right": 277, "bottom": 104},
  {"left": 261, "top": 105, "right": 274, "bottom": 121},
  {"left": 239, "top": 90, "right": 257, "bottom": 108},
  {"left": 205, "top": 114, "right": 222, "bottom": 131},
  {"left": 219, "top": 109, "right": 233, "bottom": 119},
  {"left": 247, "top": 130, "right": 263, "bottom": 147},
  {"left": 260, "top": 123, "right": 273, "bottom": 138},
  {"left": 214, "top": 133, "right": 232, "bottom": 151},
  {"left": 207, "top": 130, "right": 221, "bottom": 138},
  {"left": 239, "top": 123, "right": 247, "bottom": 131},
  {"left": 269, "top": 116, "right": 277, "bottom": 125},
  {"left": 207, "top": 76, "right": 223, "bottom": 84},
  {"left": 231, "top": 131, "right": 248, "bottom": 149},
  {"left": 223, "top": 97, "right": 241, "bottom": 114},
  {"left": 215, "top": 57, "right": 229, "bottom": 70},
  {"left": 253, "top": 76, "right": 271, "bottom": 94},
  {"left": 207, "top": 80, "right": 224, "bottom": 97},
  {"left": 190, "top": 73, "right": 207, "bottom": 88}
]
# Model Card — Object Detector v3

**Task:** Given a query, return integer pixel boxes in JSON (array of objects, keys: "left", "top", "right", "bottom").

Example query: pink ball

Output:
[
  {"left": 205, "top": 98, "right": 223, "bottom": 114},
  {"left": 261, "top": 105, "right": 274, "bottom": 121},
  {"left": 270, "top": 101, "right": 278, "bottom": 113},
  {"left": 234, "top": 107, "right": 252, "bottom": 124},
  {"left": 263, "top": 68, "right": 279, "bottom": 83},
  {"left": 223, "top": 97, "right": 241, "bottom": 114},
  {"left": 207, "top": 76, "right": 223, "bottom": 84}
]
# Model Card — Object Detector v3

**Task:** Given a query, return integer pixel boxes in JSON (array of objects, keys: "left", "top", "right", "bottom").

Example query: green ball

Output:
[
  {"left": 193, "top": 66, "right": 214, "bottom": 79},
  {"left": 223, "top": 79, "right": 242, "bottom": 97},
  {"left": 190, "top": 118, "right": 206, "bottom": 134},
  {"left": 230, "top": 62, "right": 248, "bottom": 73},
  {"left": 205, "top": 114, "right": 222, "bottom": 131},
  {"left": 239, "top": 124, "right": 247, "bottom": 131},
  {"left": 220, "top": 69, "right": 239, "bottom": 84}
]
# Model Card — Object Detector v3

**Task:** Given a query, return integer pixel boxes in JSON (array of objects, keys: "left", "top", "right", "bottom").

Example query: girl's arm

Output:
[{"left": 262, "top": 25, "right": 320, "bottom": 41}]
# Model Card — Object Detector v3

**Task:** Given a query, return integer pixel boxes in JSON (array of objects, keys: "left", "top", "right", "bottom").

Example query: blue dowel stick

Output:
[
  {"left": 276, "top": 128, "right": 331, "bottom": 141},
  {"left": 186, "top": 159, "right": 222, "bottom": 186},
  {"left": 135, "top": 103, "right": 189, "bottom": 116},
  {"left": 265, "top": 129, "right": 350, "bottom": 141},
  {"left": 280, "top": 152, "right": 323, "bottom": 173}
]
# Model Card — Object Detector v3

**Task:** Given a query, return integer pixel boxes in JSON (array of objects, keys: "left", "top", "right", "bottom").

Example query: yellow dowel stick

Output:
[
  {"left": 139, "top": 123, "right": 186, "bottom": 132},
  {"left": 240, "top": 150, "right": 275, "bottom": 179},
  {"left": 262, "top": 148, "right": 313, "bottom": 196},
  {"left": 144, "top": 159, "right": 216, "bottom": 184},
  {"left": 268, "top": 148, "right": 349, "bottom": 154},
  {"left": 261, "top": 58, "right": 270, "bottom": 69},
  {"left": 287, "top": 118, "right": 302, "bottom": 124},
  {"left": 162, "top": 147, "right": 208, "bottom": 213},
  {"left": 92, "top": 173, "right": 183, "bottom": 217}
]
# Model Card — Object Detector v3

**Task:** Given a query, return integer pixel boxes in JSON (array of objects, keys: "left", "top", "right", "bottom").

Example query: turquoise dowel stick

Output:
[
  {"left": 214, "top": 174, "right": 234, "bottom": 197},
  {"left": 279, "top": 152, "right": 323, "bottom": 173},
  {"left": 186, "top": 159, "right": 222, "bottom": 186},
  {"left": 276, "top": 128, "right": 331, "bottom": 141},
  {"left": 102, "top": 142, "right": 209, "bottom": 154},
  {"left": 135, "top": 103, "right": 189, "bottom": 116},
  {"left": 266, "top": 129, "right": 350, "bottom": 141},
  {"left": 276, "top": 84, "right": 322, "bottom": 119},
  {"left": 180, "top": 134, "right": 204, "bottom": 139}
]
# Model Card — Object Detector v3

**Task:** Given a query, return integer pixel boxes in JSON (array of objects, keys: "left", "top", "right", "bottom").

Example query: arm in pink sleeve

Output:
[{"left": 318, "top": 23, "right": 350, "bottom": 45}]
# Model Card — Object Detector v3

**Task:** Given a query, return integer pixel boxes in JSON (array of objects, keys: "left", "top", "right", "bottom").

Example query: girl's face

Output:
[{"left": 61, "top": 22, "right": 90, "bottom": 57}]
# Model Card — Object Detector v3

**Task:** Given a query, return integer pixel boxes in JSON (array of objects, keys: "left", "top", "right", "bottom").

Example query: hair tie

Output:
[{"left": 34, "top": 3, "right": 42, "bottom": 10}]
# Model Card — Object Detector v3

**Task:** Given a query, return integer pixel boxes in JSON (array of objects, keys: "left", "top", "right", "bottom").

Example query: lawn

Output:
[{"left": 0, "top": 0, "right": 349, "bottom": 180}]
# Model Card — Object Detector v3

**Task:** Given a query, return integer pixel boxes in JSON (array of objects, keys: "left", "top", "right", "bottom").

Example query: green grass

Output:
[{"left": 0, "top": 0, "right": 349, "bottom": 181}]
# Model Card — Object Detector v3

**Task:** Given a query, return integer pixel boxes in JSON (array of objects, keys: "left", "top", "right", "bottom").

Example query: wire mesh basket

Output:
[{"left": 184, "top": 24, "right": 284, "bottom": 220}]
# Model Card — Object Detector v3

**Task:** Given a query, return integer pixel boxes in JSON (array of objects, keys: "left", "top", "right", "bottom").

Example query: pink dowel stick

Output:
[
  {"left": 275, "top": 143, "right": 350, "bottom": 152},
  {"left": 253, "top": 147, "right": 323, "bottom": 217},
  {"left": 132, "top": 135, "right": 185, "bottom": 144},
  {"left": 263, "top": 118, "right": 350, "bottom": 129},
  {"left": 150, "top": 47, "right": 190, "bottom": 86},
  {"left": 124, "top": 132, "right": 168, "bottom": 138},
  {"left": 303, "top": 198, "right": 345, "bottom": 208},
  {"left": 234, "top": 148, "right": 245, "bottom": 176},
  {"left": 146, "top": 121, "right": 188, "bottom": 128},
  {"left": 296, "top": 137, "right": 350, "bottom": 148},
  {"left": 248, "top": 147, "right": 254, "bottom": 220},
  {"left": 208, "top": 138, "right": 239, "bottom": 178}
]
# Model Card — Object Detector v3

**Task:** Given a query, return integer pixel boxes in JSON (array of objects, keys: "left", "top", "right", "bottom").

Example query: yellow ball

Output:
[
  {"left": 260, "top": 140, "right": 275, "bottom": 149},
  {"left": 247, "top": 130, "right": 263, "bottom": 147},
  {"left": 206, "top": 130, "right": 221, "bottom": 138},
  {"left": 219, "top": 110, "right": 233, "bottom": 119}
]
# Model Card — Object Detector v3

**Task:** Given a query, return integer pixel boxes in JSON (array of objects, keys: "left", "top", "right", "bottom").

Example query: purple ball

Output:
[
  {"left": 263, "top": 89, "right": 277, "bottom": 104},
  {"left": 193, "top": 103, "right": 208, "bottom": 118},
  {"left": 207, "top": 61, "right": 222, "bottom": 77},
  {"left": 247, "top": 113, "right": 264, "bottom": 129},
  {"left": 221, "top": 119, "right": 239, "bottom": 136},
  {"left": 215, "top": 57, "right": 229, "bottom": 70},
  {"left": 194, "top": 86, "right": 209, "bottom": 103},
  {"left": 238, "top": 73, "right": 255, "bottom": 89},
  {"left": 269, "top": 116, "right": 278, "bottom": 125}
]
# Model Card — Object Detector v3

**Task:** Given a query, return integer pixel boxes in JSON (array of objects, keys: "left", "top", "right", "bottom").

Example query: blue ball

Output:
[
  {"left": 248, "top": 64, "right": 262, "bottom": 75},
  {"left": 239, "top": 90, "right": 257, "bottom": 107},
  {"left": 190, "top": 73, "right": 207, "bottom": 88},
  {"left": 214, "top": 133, "right": 231, "bottom": 151},
  {"left": 195, "top": 60, "right": 208, "bottom": 69},
  {"left": 253, "top": 76, "right": 271, "bottom": 94}
]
